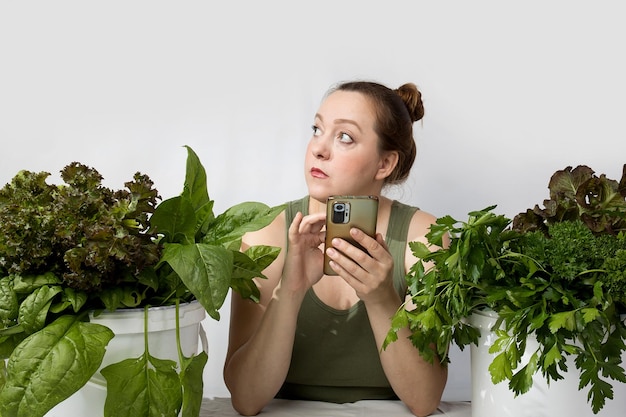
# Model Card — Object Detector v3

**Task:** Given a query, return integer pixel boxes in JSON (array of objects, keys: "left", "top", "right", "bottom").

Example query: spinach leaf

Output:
[
  {"left": 160, "top": 243, "right": 233, "bottom": 321},
  {"left": 101, "top": 354, "right": 182, "bottom": 417},
  {"left": 0, "top": 316, "right": 113, "bottom": 417},
  {"left": 18, "top": 285, "right": 62, "bottom": 334},
  {"left": 179, "top": 349, "right": 208, "bottom": 417}
]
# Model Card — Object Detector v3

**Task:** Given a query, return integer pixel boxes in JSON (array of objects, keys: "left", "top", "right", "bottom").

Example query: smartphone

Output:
[{"left": 323, "top": 195, "right": 379, "bottom": 275}]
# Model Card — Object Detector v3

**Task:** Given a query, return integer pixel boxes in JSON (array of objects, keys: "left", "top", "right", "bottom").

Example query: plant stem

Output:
[
  {"left": 144, "top": 305, "right": 150, "bottom": 356},
  {"left": 175, "top": 299, "right": 183, "bottom": 363}
]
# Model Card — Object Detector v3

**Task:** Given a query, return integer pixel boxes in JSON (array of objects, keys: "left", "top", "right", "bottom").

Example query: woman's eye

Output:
[
  {"left": 311, "top": 125, "right": 322, "bottom": 136},
  {"left": 338, "top": 132, "right": 353, "bottom": 143}
]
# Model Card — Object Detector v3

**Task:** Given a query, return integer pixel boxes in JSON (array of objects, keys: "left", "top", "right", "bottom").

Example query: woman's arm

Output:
[
  {"left": 223, "top": 211, "right": 326, "bottom": 416},
  {"left": 326, "top": 210, "right": 448, "bottom": 417},
  {"left": 377, "top": 210, "right": 449, "bottom": 417}
]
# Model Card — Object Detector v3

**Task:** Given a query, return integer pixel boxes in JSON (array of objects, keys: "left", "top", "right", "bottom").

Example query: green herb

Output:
[
  {"left": 385, "top": 164, "right": 626, "bottom": 414},
  {"left": 0, "top": 146, "right": 284, "bottom": 417}
]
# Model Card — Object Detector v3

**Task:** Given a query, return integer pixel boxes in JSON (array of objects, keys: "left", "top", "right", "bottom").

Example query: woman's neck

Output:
[
  {"left": 308, "top": 194, "right": 391, "bottom": 215},
  {"left": 308, "top": 197, "right": 327, "bottom": 214}
]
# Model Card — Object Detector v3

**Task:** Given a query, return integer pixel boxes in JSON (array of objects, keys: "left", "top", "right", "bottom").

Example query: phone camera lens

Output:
[{"left": 332, "top": 202, "right": 350, "bottom": 223}]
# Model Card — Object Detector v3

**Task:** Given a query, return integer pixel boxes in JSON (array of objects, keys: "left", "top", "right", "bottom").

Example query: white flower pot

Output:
[
  {"left": 469, "top": 309, "right": 626, "bottom": 417},
  {"left": 45, "top": 301, "right": 207, "bottom": 417}
]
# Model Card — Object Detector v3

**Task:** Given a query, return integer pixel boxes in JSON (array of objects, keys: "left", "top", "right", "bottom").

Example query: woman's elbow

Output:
[
  {"left": 230, "top": 397, "right": 263, "bottom": 417},
  {"left": 407, "top": 400, "right": 440, "bottom": 417},
  {"left": 224, "top": 378, "right": 264, "bottom": 416},
  {"left": 406, "top": 375, "right": 447, "bottom": 416}
]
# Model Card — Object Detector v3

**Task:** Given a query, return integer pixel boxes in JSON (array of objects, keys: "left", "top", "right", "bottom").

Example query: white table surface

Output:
[{"left": 200, "top": 397, "right": 471, "bottom": 417}]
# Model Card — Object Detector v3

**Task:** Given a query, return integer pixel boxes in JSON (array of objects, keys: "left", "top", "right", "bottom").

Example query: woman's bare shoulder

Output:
[{"left": 406, "top": 208, "right": 437, "bottom": 241}]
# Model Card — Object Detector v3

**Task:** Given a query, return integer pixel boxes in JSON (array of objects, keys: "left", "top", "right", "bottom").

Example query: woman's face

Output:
[{"left": 305, "top": 90, "right": 392, "bottom": 202}]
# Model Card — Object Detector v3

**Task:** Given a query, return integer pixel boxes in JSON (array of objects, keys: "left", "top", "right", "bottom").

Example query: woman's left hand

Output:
[{"left": 324, "top": 228, "right": 396, "bottom": 304}]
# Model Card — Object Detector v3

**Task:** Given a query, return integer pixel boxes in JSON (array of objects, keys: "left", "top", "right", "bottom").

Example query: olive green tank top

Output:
[{"left": 277, "top": 196, "right": 418, "bottom": 403}]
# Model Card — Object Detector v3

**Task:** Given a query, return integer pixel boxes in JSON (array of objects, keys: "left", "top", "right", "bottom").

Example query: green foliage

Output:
[
  {"left": 385, "top": 164, "right": 626, "bottom": 414},
  {"left": 177, "top": 300, "right": 209, "bottom": 417},
  {"left": 99, "top": 304, "right": 195, "bottom": 417},
  {"left": 0, "top": 315, "right": 114, "bottom": 417},
  {"left": 0, "top": 146, "right": 284, "bottom": 417},
  {"left": 99, "top": 303, "right": 210, "bottom": 417},
  {"left": 179, "top": 350, "right": 208, "bottom": 417},
  {"left": 512, "top": 164, "right": 626, "bottom": 235},
  {"left": 0, "top": 164, "right": 161, "bottom": 294},
  {"left": 101, "top": 352, "right": 182, "bottom": 417},
  {"left": 383, "top": 208, "right": 527, "bottom": 363},
  {"left": 150, "top": 147, "right": 284, "bottom": 320}
]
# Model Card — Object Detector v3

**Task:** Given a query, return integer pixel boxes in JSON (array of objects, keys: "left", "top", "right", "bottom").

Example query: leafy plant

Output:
[
  {"left": 384, "top": 164, "right": 626, "bottom": 414},
  {"left": 0, "top": 146, "right": 284, "bottom": 417}
]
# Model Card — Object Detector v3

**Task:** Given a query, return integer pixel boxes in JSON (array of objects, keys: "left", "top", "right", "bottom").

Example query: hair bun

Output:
[{"left": 395, "top": 83, "right": 424, "bottom": 122}]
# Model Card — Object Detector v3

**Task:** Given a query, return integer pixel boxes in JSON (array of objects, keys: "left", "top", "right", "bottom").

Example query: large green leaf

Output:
[
  {"left": 180, "top": 351, "right": 208, "bottom": 417},
  {"left": 229, "top": 246, "right": 280, "bottom": 302},
  {"left": 161, "top": 243, "right": 233, "bottom": 320},
  {"left": 181, "top": 145, "right": 211, "bottom": 212},
  {"left": 173, "top": 299, "right": 208, "bottom": 417},
  {"left": 179, "top": 146, "right": 216, "bottom": 239},
  {"left": 244, "top": 245, "right": 281, "bottom": 272},
  {"left": 202, "top": 202, "right": 285, "bottom": 247},
  {"left": 18, "top": 285, "right": 62, "bottom": 334},
  {"left": 11, "top": 273, "right": 60, "bottom": 293},
  {"left": 101, "top": 354, "right": 182, "bottom": 417},
  {"left": 150, "top": 196, "right": 197, "bottom": 245},
  {"left": 0, "top": 334, "right": 25, "bottom": 359},
  {"left": 0, "top": 315, "right": 114, "bottom": 417}
]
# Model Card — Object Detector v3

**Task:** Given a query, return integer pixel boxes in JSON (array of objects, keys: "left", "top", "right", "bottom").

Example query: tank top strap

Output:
[
  {"left": 285, "top": 196, "right": 310, "bottom": 241},
  {"left": 386, "top": 200, "right": 419, "bottom": 296}
]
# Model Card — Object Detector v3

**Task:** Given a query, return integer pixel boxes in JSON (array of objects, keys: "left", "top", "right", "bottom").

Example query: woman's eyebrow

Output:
[
  {"left": 315, "top": 113, "right": 362, "bottom": 133},
  {"left": 334, "top": 118, "right": 362, "bottom": 133}
]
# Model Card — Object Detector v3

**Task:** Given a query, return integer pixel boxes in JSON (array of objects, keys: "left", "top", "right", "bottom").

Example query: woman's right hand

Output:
[{"left": 280, "top": 211, "right": 326, "bottom": 295}]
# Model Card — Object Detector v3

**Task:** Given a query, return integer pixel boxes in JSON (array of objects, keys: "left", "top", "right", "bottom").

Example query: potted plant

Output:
[
  {"left": 384, "top": 164, "right": 626, "bottom": 415},
  {"left": 0, "top": 146, "right": 284, "bottom": 417}
]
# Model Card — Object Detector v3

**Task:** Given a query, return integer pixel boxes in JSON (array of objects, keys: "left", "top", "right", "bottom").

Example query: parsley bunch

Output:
[{"left": 385, "top": 164, "right": 626, "bottom": 414}]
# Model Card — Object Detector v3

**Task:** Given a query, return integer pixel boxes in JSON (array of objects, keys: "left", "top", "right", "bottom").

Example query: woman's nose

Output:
[{"left": 310, "top": 136, "right": 330, "bottom": 160}]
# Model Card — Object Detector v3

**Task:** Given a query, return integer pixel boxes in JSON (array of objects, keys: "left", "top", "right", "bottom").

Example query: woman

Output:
[{"left": 223, "top": 81, "right": 448, "bottom": 417}]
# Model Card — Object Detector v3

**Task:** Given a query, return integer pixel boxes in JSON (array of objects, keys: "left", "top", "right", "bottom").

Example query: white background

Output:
[{"left": 2, "top": 1, "right": 625, "bottom": 399}]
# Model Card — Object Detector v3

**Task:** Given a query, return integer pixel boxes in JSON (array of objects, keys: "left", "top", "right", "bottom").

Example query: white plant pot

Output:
[
  {"left": 45, "top": 301, "right": 207, "bottom": 417},
  {"left": 469, "top": 309, "right": 626, "bottom": 417}
]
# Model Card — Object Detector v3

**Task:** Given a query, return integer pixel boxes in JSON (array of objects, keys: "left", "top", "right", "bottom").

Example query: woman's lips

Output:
[{"left": 310, "top": 168, "right": 328, "bottom": 179}]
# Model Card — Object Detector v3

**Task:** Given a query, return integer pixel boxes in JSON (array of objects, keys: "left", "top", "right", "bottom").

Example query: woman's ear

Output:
[{"left": 375, "top": 151, "right": 399, "bottom": 181}]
